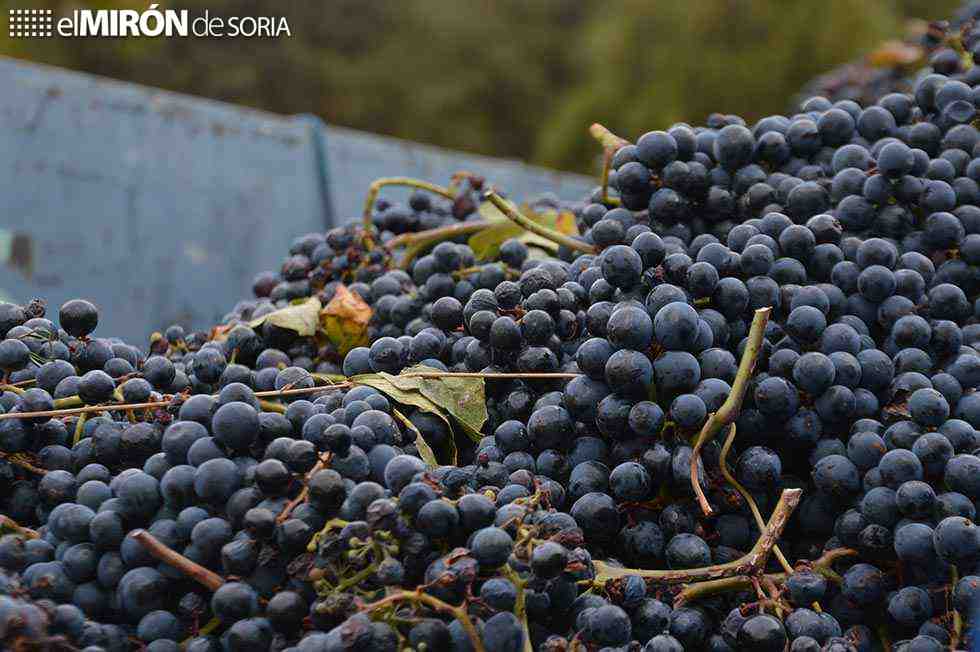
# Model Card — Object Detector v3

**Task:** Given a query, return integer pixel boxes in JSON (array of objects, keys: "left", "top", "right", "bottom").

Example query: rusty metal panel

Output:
[{"left": 0, "top": 57, "right": 594, "bottom": 343}]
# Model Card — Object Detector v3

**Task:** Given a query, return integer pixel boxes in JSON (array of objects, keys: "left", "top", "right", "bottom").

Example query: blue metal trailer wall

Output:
[
  {"left": 321, "top": 125, "right": 595, "bottom": 221},
  {"left": 0, "top": 57, "right": 593, "bottom": 343},
  {"left": 0, "top": 58, "right": 329, "bottom": 344}
]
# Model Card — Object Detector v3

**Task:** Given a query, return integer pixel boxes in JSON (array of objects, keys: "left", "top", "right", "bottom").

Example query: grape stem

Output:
[
  {"left": 590, "top": 486, "right": 801, "bottom": 587},
  {"left": 254, "top": 383, "right": 350, "bottom": 398},
  {"left": 54, "top": 395, "right": 83, "bottom": 409},
  {"left": 362, "top": 177, "right": 456, "bottom": 231},
  {"left": 718, "top": 424, "right": 796, "bottom": 580},
  {"left": 951, "top": 566, "right": 963, "bottom": 649},
  {"left": 11, "top": 634, "right": 79, "bottom": 651},
  {"left": 0, "top": 382, "right": 353, "bottom": 422},
  {"left": 596, "top": 149, "right": 620, "bottom": 206},
  {"left": 589, "top": 123, "right": 630, "bottom": 150},
  {"left": 0, "top": 451, "right": 47, "bottom": 476},
  {"left": 258, "top": 399, "right": 286, "bottom": 414},
  {"left": 0, "top": 399, "right": 170, "bottom": 421},
  {"left": 0, "top": 370, "right": 580, "bottom": 424},
  {"left": 386, "top": 220, "right": 493, "bottom": 269},
  {"left": 401, "top": 371, "right": 580, "bottom": 380},
  {"left": 0, "top": 514, "right": 39, "bottom": 538},
  {"left": 384, "top": 220, "right": 492, "bottom": 251},
  {"left": 502, "top": 566, "right": 534, "bottom": 652},
  {"left": 332, "top": 561, "right": 381, "bottom": 592},
  {"left": 131, "top": 528, "right": 225, "bottom": 592},
  {"left": 360, "top": 589, "right": 486, "bottom": 652},
  {"left": 311, "top": 372, "right": 352, "bottom": 384},
  {"left": 452, "top": 264, "right": 521, "bottom": 280},
  {"left": 483, "top": 190, "right": 596, "bottom": 254},
  {"left": 448, "top": 171, "right": 484, "bottom": 195},
  {"left": 192, "top": 617, "right": 222, "bottom": 639},
  {"left": 307, "top": 518, "right": 351, "bottom": 554},
  {"left": 1, "top": 378, "right": 36, "bottom": 388},
  {"left": 673, "top": 547, "right": 858, "bottom": 604},
  {"left": 71, "top": 412, "right": 89, "bottom": 447},
  {"left": 276, "top": 452, "right": 333, "bottom": 524},
  {"left": 690, "top": 307, "right": 772, "bottom": 516}
]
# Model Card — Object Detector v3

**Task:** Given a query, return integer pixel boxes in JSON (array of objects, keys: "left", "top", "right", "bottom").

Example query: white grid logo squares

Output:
[{"left": 8, "top": 8, "right": 54, "bottom": 38}]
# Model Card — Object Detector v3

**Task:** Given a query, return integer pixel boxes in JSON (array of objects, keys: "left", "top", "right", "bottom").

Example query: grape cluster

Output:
[
  {"left": 227, "top": 179, "right": 484, "bottom": 328},
  {"left": 9, "top": 7, "right": 980, "bottom": 652},
  {"left": 796, "top": 4, "right": 980, "bottom": 109}
]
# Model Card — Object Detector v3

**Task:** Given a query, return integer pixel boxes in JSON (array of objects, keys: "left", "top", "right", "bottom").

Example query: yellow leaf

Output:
[
  {"left": 249, "top": 297, "right": 322, "bottom": 337},
  {"left": 866, "top": 40, "right": 923, "bottom": 67},
  {"left": 209, "top": 324, "right": 234, "bottom": 343},
  {"left": 320, "top": 285, "right": 372, "bottom": 355},
  {"left": 554, "top": 210, "right": 580, "bottom": 236}
]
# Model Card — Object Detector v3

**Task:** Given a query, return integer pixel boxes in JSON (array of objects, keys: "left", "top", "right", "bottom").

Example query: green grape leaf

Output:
[
  {"left": 478, "top": 198, "right": 517, "bottom": 223},
  {"left": 352, "top": 372, "right": 462, "bottom": 464},
  {"left": 470, "top": 204, "right": 577, "bottom": 260},
  {"left": 403, "top": 365, "right": 487, "bottom": 442},
  {"left": 392, "top": 408, "right": 458, "bottom": 466},
  {"left": 526, "top": 245, "right": 555, "bottom": 260},
  {"left": 351, "top": 372, "right": 429, "bottom": 412},
  {"left": 353, "top": 367, "right": 487, "bottom": 446}
]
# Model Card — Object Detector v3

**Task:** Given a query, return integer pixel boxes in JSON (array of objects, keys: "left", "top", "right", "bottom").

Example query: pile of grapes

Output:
[
  {"left": 796, "top": 4, "right": 980, "bottom": 109},
  {"left": 10, "top": 9, "right": 980, "bottom": 652}
]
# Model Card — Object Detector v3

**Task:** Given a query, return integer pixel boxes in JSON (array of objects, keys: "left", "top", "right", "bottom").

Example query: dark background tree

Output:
[{"left": 0, "top": 0, "right": 958, "bottom": 172}]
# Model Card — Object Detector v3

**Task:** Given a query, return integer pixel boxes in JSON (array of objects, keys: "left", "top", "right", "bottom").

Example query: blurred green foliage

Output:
[{"left": 0, "top": 0, "right": 960, "bottom": 173}]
